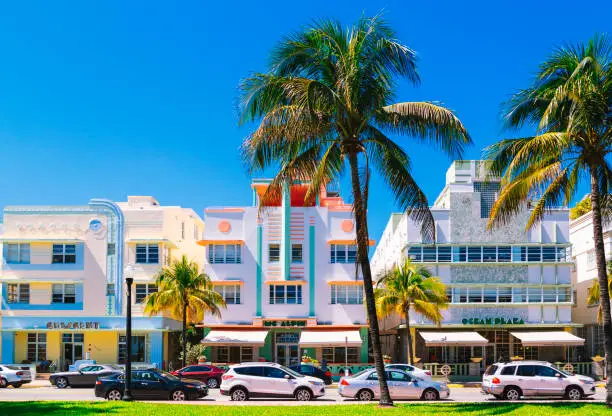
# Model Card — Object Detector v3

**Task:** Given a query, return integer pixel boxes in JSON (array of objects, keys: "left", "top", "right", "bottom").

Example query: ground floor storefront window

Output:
[
  {"left": 118, "top": 334, "right": 148, "bottom": 364},
  {"left": 322, "top": 347, "right": 359, "bottom": 364},
  {"left": 213, "top": 346, "right": 254, "bottom": 363}
]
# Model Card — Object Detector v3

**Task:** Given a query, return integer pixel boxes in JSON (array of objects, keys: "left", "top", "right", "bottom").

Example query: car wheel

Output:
[
  {"left": 295, "top": 388, "right": 313, "bottom": 401},
  {"left": 231, "top": 387, "right": 248, "bottom": 401},
  {"left": 357, "top": 389, "right": 374, "bottom": 401},
  {"left": 106, "top": 389, "right": 122, "bottom": 401},
  {"left": 171, "top": 389, "right": 186, "bottom": 401},
  {"left": 206, "top": 378, "right": 219, "bottom": 389},
  {"left": 566, "top": 386, "right": 583, "bottom": 400},
  {"left": 421, "top": 388, "right": 440, "bottom": 401},
  {"left": 503, "top": 387, "right": 522, "bottom": 401},
  {"left": 55, "top": 377, "right": 69, "bottom": 389},
  {"left": 0, "top": 378, "right": 8, "bottom": 388}
]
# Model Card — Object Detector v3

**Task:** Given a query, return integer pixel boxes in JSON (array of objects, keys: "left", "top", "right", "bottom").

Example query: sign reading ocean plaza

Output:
[{"left": 461, "top": 317, "right": 525, "bottom": 326}]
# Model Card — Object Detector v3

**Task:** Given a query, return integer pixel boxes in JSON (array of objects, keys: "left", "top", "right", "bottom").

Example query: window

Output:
[
  {"left": 27, "top": 333, "right": 46, "bottom": 361},
  {"left": 498, "top": 246, "right": 511, "bottom": 262},
  {"left": 467, "top": 246, "right": 482, "bottom": 262},
  {"left": 542, "top": 246, "right": 557, "bottom": 262},
  {"left": 269, "top": 284, "right": 302, "bottom": 304},
  {"left": 558, "top": 287, "right": 571, "bottom": 302},
  {"left": 217, "top": 347, "right": 253, "bottom": 363},
  {"left": 330, "top": 284, "right": 364, "bottom": 305},
  {"left": 52, "top": 284, "right": 76, "bottom": 304},
  {"left": 388, "top": 371, "right": 411, "bottom": 381},
  {"left": 542, "top": 288, "right": 556, "bottom": 303},
  {"left": 214, "top": 284, "right": 241, "bottom": 304},
  {"left": 422, "top": 247, "right": 436, "bottom": 262},
  {"left": 107, "top": 243, "right": 116, "bottom": 255},
  {"left": 322, "top": 347, "right": 359, "bottom": 363},
  {"left": 118, "top": 335, "right": 146, "bottom": 363},
  {"left": 587, "top": 250, "right": 596, "bottom": 269},
  {"left": 330, "top": 244, "right": 358, "bottom": 264},
  {"left": 52, "top": 244, "right": 76, "bottom": 264},
  {"left": 483, "top": 288, "right": 497, "bottom": 303},
  {"left": 484, "top": 365, "right": 498, "bottom": 376},
  {"left": 453, "top": 287, "right": 468, "bottom": 303},
  {"left": 208, "top": 244, "right": 241, "bottom": 264},
  {"left": 475, "top": 181, "right": 499, "bottom": 218},
  {"left": 135, "top": 284, "right": 157, "bottom": 304},
  {"left": 7, "top": 283, "right": 30, "bottom": 303},
  {"left": 437, "top": 246, "right": 451, "bottom": 262},
  {"left": 269, "top": 244, "right": 280, "bottom": 262},
  {"left": 516, "top": 365, "right": 536, "bottom": 377},
  {"left": 527, "top": 287, "right": 542, "bottom": 303},
  {"left": 468, "top": 288, "right": 482, "bottom": 303},
  {"left": 453, "top": 246, "right": 467, "bottom": 262},
  {"left": 498, "top": 287, "right": 512, "bottom": 303},
  {"left": 536, "top": 365, "right": 559, "bottom": 377},
  {"left": 527, "top": 246, "right": 541, "bottom": 262},
  {"left": 500, "top": 366, "right": 516, "bottom": 376},
  {"left": 234, "top": 366, "right": 264, "bottom": 376},
  {"left": 62, "top": 333, "right": 84, "bottom": 343},
  {"left": 291, "top": 244, "right": 303, "bottom": 263},
  {"left": 135, "top": 244, "right": 159, "bottom": 264},
  {"left": 6, "top": 243, "right": 30, "bottom": 264},
  {"left": 513, "top": 287, "right": 526, "bottom": 302},
  {"left": 483, "top": 247, "right": 497, "bottom": 262},
  {"left": 264, "top": 367, "right": 288, "bottom": 379},
  {"left": 407, "top": 247, "right": 422, "bottom": 262}
]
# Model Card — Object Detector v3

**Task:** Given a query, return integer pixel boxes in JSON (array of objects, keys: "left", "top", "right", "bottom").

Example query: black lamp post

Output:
[{"left": 122, "top": 270, "right": 134, "bottom": 401}]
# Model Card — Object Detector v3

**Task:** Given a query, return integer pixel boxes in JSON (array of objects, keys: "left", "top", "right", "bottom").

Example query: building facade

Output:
[
  {"left": 372, "top": 160, "right": 582, "bottom": 375},
  {"left": 0, "top": 196, "right": 204, "bottom": 371},
  {"left": 569, "top": 210, "right": 609, "bottom": 359},
  {"left": 200, "top": 180, "right": 369, "bottom": 371}
]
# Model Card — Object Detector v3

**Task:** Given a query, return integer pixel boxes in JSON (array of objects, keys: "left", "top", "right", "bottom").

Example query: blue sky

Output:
[{"left": 0, "top": 1, "right": 609, "bottom": 241}]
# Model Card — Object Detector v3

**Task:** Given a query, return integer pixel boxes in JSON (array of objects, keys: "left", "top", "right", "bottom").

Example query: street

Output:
[{"left": 0, "top": 385, "right": 606, "bottom": 405}]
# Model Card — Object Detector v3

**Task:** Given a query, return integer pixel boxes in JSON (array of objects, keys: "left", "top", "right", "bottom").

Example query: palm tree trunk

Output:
[
  {"left": 405, "top": 306, "right": 413, "bottom": 365},
  {"left": 182, "top": 300, "right": 188, "bottom": 368},
  {"left": 347, "top": 150, "right": 393, "bottom": 406},
  {"left": 589, "top": 172, "right": 612, "bottom": 407}
]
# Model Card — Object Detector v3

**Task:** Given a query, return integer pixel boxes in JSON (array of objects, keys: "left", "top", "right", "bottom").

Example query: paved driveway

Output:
[{"left": 0, "top": 385, "right": 606, "bottom": 405}]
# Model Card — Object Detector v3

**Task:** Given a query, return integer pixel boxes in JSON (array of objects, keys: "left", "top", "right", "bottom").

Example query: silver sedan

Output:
[{"left": 338, "top": 368, "right": 450, "bottom": 401}]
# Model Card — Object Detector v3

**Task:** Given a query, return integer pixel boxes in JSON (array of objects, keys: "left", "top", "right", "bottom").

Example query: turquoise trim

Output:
[
  {"left": 256, "top": 224, "right": 263, "bottom": 317},
  {"left": 2, "top": 243, "right": 85, "bottom": 271},
  {"left": 281, "top": 182, "right": 291, "bottom": 280},
  {"left": 2, "top": 303, "right": 84, "bottom": 311},
  {"left": 1, "top": 332, "right": 15, "bottom": 363},
  {"left": 1, "top": 316, "right": 182, "bottom": 331},
  {"left": 149, "top": 332, "right": 163, "bottom": 368},
  {"left": 309, "top": 225, "right": 315, "bottom": 317}
]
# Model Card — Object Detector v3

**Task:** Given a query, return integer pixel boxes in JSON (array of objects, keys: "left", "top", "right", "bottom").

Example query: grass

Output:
[{"left": 0, "top": 402, "right": 609, "bottom": 416}]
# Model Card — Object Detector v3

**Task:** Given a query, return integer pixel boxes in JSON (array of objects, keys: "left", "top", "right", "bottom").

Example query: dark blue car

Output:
[{"left": 95, "top": 369, "right": 208, "bottom": 401}]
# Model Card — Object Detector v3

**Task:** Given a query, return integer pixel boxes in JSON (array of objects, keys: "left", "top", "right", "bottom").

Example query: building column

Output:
[
  {"left": 149, "top": 332, "right": 163, "bottom": 369},
  {"left": 256, "top": 221, "right": 263, "bottom": 317},
  {"left": 1, "top": 332, "right": 15, "bottom": 363},
  {"left": 281, "top": 181, "right": 291, "bottom": 280},
  {"left": 359, "top": 327, "right": 369, "bottom": 363}
]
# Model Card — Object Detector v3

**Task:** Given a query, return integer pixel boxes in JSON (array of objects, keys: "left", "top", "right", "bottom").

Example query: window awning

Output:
[
  {"left": 201, "top": 330, "right": 268, "bottom": 346},
  {"left": 510, "top": 331, "right": 585, "bottom": 347},
  {"left": 419, "top": 331, "right": 489, "bottom": 346},
  {"left": 299, "top": 330, "right": 362, "bottom": 347}
]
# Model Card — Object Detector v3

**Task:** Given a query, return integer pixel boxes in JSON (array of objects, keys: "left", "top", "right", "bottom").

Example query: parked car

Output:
[
  {"left": 385, "top": 364, "right": 433, "bottom": 380},
  {"left": 171, "top": 364, "right": 226, "bottom": 389},
  {"left": 481, "top": 361, "right": 596, "bottom": 400},
  {"left": 50, "top": 364, "right": 123, "bottom": 388},
  {"left": 288, "top": 364, "right": 333, "bottom": 385},
  {"left": 220, "top": 362, "right": 326, "bottom": 401},
  {"left": 338, "top": 368, "right": 449, "bottom": 401},
  {"left": 95, "top": 369, "right": 208, "bottom": 401},
  {"left": 0, "top": 365, "right": 33, "bottom": 388},
  {"left": 68, "top": 359, "right": 96, "bottom": 372}
]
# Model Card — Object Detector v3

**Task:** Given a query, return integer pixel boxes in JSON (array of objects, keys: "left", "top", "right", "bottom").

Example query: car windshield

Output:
[
  {"left": 158, "top": 371, "right": 180, "bottom": 381},
  {"left": 556, "top": 368, "right": 571, "bottom": 377},
  {"left": 278, "top": 366, "right": 304, "bottom": 378}
]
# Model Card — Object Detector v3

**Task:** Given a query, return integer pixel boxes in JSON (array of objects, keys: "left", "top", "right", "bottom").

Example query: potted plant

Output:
[
  {"left": 301, "top": 354, "right": 312, "bottom": 363},
  {"left": 383, "top": 354, "right": 392, "bottom": 364},
  {"left": 197, "top": 355, "right": 207, "bottom": 364}
]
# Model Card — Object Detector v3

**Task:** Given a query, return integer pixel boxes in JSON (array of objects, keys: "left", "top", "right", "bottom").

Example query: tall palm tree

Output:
[
  {"left": 144, "top": 255, "right": 225, "bottom": 368},
  {"left": 587, "top": 261, "right": 612, "bottom": 325},
  {"left": 238, "top": 16, "right": 470, "bottom": 406},
  {"left": 375, "top": 259, "right": 448, "bottom": 365},
  {"left": 484, "top": 34, "right": 612, "bottom": 406}
]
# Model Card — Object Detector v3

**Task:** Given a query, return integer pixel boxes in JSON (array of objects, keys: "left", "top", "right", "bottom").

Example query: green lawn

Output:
[{"left": 0, "top": 402, "right": 609, "bottom": 416}]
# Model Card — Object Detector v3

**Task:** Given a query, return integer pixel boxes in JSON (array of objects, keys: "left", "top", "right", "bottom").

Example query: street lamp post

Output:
[{"left": 122, "top": 265, "right": 134, "bottom": 401}]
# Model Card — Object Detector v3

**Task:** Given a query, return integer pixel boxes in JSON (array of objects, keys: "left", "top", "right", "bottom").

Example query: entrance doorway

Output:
[
  {"left": 274, "top": 332, "right": 300, "bottom": 366},
  {"left": 61, "top": 333, "right": 84, "bottom": 370}
]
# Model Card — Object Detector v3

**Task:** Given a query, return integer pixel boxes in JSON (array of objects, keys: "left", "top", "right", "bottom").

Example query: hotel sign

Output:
[
  {"left": 462, "top": 317, "right": 525, "bottom": 326},
  {"left": 263, "top": 320, "right": 307, "bottom": 328},
  {"left": 46, "top": 321, "right": 100, "bottom": 330}
]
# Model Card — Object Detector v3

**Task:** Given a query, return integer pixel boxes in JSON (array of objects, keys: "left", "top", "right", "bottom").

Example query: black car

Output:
[
  {"left": 50, "top": 364, "right": 122, "bottom": 388},
  {"left": 95, "top": 369, "right": 208, "bottom": 401},
  {"left": 288, "top": 364, "right": 333, "bottom": 385}
]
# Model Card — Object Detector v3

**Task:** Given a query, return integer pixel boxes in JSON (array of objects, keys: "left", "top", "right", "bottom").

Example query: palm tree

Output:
[
  {"left": 375, "top": 259, "right": 448, "bottom": 365},
  {"left": 484, "top": 34, "right": 612, "bottom": 406},
  {"left": 587, "top": 261, "right": 612, "bottom": 325},
  {"left": 238, "top": 16, "right": 471, "bottom": 406},
  {"left": 144, "top": 255, "right": 225, "bottom": 368}
]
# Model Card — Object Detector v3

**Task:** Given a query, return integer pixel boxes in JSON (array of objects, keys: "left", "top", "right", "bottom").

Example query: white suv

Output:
[
  {"left": 220, "top": 362, "right": 326, "bottom": 401},
  {"left": 482, "top": 361, "right": 596, "bottom": 400}
]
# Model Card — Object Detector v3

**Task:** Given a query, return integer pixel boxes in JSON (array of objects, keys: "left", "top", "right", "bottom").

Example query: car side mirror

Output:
[
  {"left": 284, "top": 374, "right": 291, "bottom": 379},
  {"left": 555, "top": 373, "right": 561, "bottom": 378}
]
